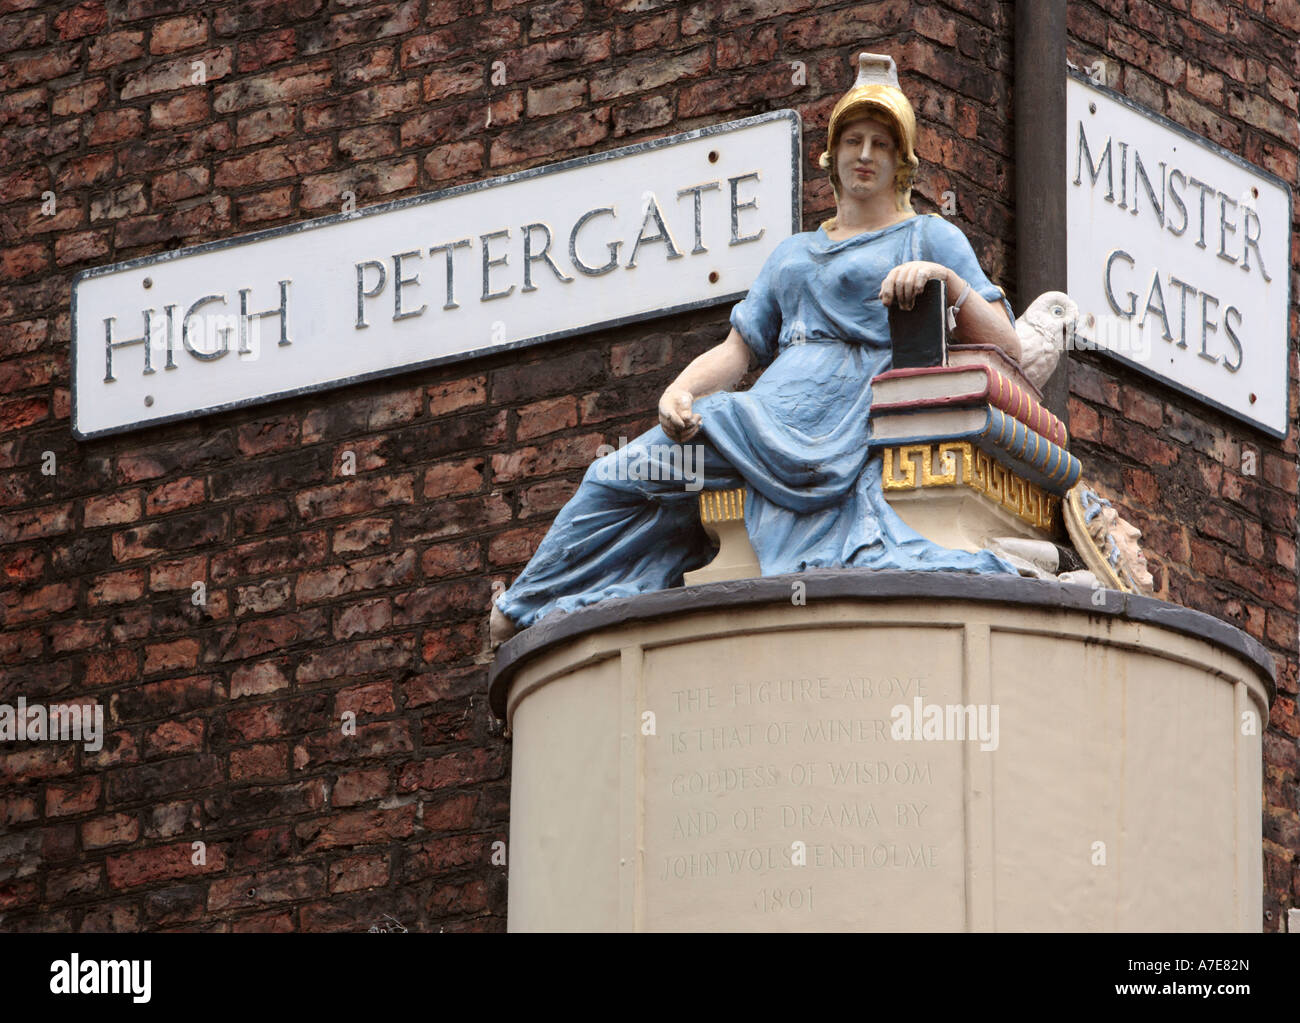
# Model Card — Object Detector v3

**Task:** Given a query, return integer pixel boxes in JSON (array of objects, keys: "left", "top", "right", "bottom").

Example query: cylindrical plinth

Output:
[{"left": 488, "top": 571, "right": 1275, "bottom": 932}]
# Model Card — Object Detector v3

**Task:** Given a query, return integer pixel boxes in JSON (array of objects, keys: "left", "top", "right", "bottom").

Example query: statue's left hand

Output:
[{"left": 879, "top": 261, "right": 954, "bottom": 311}]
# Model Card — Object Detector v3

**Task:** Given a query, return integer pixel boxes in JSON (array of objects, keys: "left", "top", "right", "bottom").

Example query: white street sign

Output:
[
  {"left": 1067, "top": 74, "right": 1291, "bottom": 438},
  {"left": 72, "top": 109, "right": 802, "bottom": 439}
]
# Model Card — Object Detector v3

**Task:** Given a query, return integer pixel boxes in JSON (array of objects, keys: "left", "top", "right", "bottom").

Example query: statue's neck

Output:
[
  {"left": 826, "top": 194, "right": 914, "bottom": 236},
  {"left": 824, "top": 209, "right": 914, "bottom": 238}
]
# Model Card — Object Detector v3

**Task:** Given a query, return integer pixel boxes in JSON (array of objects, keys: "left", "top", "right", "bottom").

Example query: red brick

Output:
[
  {"left": 611, "top": 337, "right": 672, "bottom": 377},
  {"left": 48, "top": 864, "right": 103, "bottom": 902},
  {"left": 398, "top": 749, "right": 505, "bottom": 792},
  {"left": 295, "top": 475, "right": 414, "bottom": 522},
  {"left": 211, "top": 532, "right": 328, "bottom": 584},
  {"left": 55, "top": 153, "right": 114, "bottom": 190},
  {"left": 490, "top": 433, "right": 604, "bottom": 482},
  {"left": 428, "top": 376, "right": 486, "bottom": 415},
  {"left": 421, "top": 621, "right": 481, "bottom": 664},
  {"left": 212, "top": 60, "right": 333, "bottom": 114},
  {"left": 0, "top": 502, "right": 74, "bottom": 543},
  {"left": 294, "top": 721, "right": 413, "bottom": 772},
  {"left": 0, "top": 9, "right": 44, "bottom": 50},
  {"left": 229, "top": 659, "right": 291, "bottom": 699},
  {"left": 147, "top": 554, "right": 207, "bottom": 593},
  {"left": 490, "top": 108, "right": 609, "bottom": 166},
  {"left": 489, "top": 526, "right": 546, "bottom": 566},
  {"left": 143, "top": 638, "right": 200, "bottom": 674},
  {"left": 214, "top": 139, "right": 333, "bottom": 188},
  {"left": 423, "top": 458, "right": 484, "bottom": 497},
  {"left": 2, "top": 794, "right": 39, "bottom": 827},
  {"left": 236, "top": 27, "right": 296, "bottom": 72},
  {"left": 52, "top": 229, "right": 109, "bottom": 267},
  {"left": 423, "top": 140, "right": 484, "bottom": 183},
  {"left": 294, "top": 805, "right": 418, "bottom": 851},
  {"left": 149, "top": 12, "right": 207, "bottom": 54},
  {"left": 302, "top": 81, "right": 420, "bottom": 133},
  {"left": 120, "top": 47, "right": 232, "bottom": 100},
  {"left": 329, "top": 853, "right": 389, "bottom": 893},
  {"left": 114, "top": 674, "right": 224, "bottom": 722},
  {"left": 144, "top": 717, "right": 205, "bottom": 757},
  {"left": 145, "top": 476, "right": 206, "bottom": 515},
  {"left": 299, "top": 158, "right": 419, "bottom": 211},
  {"left": 427, "top": 878, "right": 490, "bottom": 915},
  {"left": 333, "top": 767, "right": 390, "bottom": 807},
  {"left": 516, "top": 396, "right": 578, "bottom": 441},
  {"left": 334, "top": 681, "right": 395, "bottom": 719},
  {"left": 107, "top": 841, "right": 226, "bottom": 890},
  {"left": 80, "top": 900, "right": 141, "bottom": 931},
  {"left": 149, "top": 90, "right": 209, "bottom": 129},
  {"left": 401, "top": 834, "right": 488, "bottom": 880},
  {"left": 52, "top": 80, "right": 108, "bottom": 117},
  {"left": 212, "top": 609, "right": 330, "bottom": 663},
  {"left": 339, "top": 125, "right": 398, "bottom": 161},
  {"left": 0, "top": 164, "right": 48, "bottom": 202},
  {"left": 87, "top": 567, "right": 146, "bottom": 606},
  {"left": 299, "top": 0, "right": 421, "bottom": 56},
  {"left": 83, "top": 813, "right": 140, "bottom": 850},
  {"left": 421, "top": 539, "right": 481, "bottom": 579},
  {"left": 208, "top": 864, "right": 324, "bottom": 911},
  {"left": 87, "top": 29, "right": 144, "bottom": 70},
  {"left": 2, "top": 580, "right": 76, "bottom": 623},
  {"left": 229, "top": 910, "right": 293, "bottom": 932},
  {"left": 114, "top": 195, "right": 233, "bottom": 251},
  {"left": 46, "top": 777, "right": 102, "bottom": 818},
  {"left": 231, "top": 743, "right": 287, "bottom": 781},
  {"left": 331, "top": 518, "right": 392, "bottom": 556},
  {"left": 54, "top": 2, "right": 106, "bottom": 41},
  {"left": 0, "top": 242, "right": 48, "bottom": 281}
]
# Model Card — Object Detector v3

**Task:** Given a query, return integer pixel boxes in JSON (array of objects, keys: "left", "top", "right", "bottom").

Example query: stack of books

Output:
[
  {"left": 869, "top": 344, "right": 1080, "bottom": 495},
  {"left": 873, "top": 281, "right": 1079, "bottom": 536}
]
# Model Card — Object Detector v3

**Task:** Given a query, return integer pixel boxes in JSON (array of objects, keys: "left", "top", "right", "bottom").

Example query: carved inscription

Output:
[{"left": 645, "top": 667, "right": 962, "bottom": 928}]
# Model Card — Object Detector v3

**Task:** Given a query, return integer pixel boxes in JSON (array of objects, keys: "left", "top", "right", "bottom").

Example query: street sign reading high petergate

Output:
[
  {"left": 71, "top": 110, "right": 802, "bottom": 440},
  {"left": 1066, "top": 73, "right": 1292, "bottom": 438}
]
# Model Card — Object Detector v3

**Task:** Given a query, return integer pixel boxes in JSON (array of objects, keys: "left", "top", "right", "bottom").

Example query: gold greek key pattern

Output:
[
  {"left": 700, "top": 488, "right": 746, "bottom": 524},
  {"left": 881, "top": 442, "right": 1059, "bottom": 530}
]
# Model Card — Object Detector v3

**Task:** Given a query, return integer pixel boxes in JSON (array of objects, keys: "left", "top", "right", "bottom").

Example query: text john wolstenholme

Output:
[{"left": 0, "top": 698, "right": 104, "bottom": 752}]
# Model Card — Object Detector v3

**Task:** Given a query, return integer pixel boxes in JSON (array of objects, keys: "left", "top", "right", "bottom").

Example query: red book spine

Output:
[{"left": 980, "top": 366, "right": 1068, "bottom": 447}]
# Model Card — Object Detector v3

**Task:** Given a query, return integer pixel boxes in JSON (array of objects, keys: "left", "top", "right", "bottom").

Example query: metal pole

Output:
[{"left": 1015, "top": 0, "right": 1069, "bottom": 423}]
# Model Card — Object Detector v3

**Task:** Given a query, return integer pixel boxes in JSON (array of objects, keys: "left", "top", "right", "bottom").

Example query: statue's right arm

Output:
[{"left": 657, "top": 327, "right": 754, "bottom": 443}]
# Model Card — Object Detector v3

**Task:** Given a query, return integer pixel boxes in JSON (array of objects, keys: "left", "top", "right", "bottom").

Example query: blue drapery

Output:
[{"left": 497, "top": 215, "right": 1022, "bottom": 629}]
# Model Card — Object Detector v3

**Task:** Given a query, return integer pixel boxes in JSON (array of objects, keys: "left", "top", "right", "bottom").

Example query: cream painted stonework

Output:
[{"left": 501, "top": 594, "right": 1270, "bottom": 932}]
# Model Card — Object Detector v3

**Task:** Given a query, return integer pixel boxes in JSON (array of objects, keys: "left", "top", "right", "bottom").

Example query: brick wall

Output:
[
  {"left": 0, "top": 0, "right": 1295, "bottom": 931},
  {"left": 1066, "top": 0, "right": 1300, "bottom": 930}
]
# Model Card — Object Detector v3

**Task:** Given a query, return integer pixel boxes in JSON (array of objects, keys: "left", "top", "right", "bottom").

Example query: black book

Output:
[{"left": 887, "top": 276, "right": 948, "bottom": 369}]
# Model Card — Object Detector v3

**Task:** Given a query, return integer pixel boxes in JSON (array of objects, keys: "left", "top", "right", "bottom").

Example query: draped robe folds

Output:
[{"left": 496, "top": 213, "right": 1023, "bottom": 630}]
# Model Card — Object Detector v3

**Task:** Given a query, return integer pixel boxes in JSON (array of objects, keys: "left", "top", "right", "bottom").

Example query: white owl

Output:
[{"left": 1014, "top": 292, "right": 1079, "bottom": 389}]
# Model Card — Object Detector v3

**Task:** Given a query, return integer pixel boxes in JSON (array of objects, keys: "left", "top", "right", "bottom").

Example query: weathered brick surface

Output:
[
  {"left": 0, "top": 0, "right": 1293, "bottom": 934},
  {"left": 1067, "top": 0, "right": 1300, "bottom": 931}
]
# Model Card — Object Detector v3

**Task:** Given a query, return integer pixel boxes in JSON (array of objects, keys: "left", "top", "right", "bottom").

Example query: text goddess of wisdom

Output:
[{"left": 491, "top": 53, "right": 1026, "bottom": 645}]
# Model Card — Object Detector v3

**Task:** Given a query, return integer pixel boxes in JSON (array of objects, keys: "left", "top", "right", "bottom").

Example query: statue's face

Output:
[{"left": 835, "top": 115, "right": 899, "bottom": 204}]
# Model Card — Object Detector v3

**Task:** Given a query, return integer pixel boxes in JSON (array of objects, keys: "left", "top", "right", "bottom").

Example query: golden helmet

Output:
[{"left": 819, "top": 53, "right": 919, "bottom": 211}]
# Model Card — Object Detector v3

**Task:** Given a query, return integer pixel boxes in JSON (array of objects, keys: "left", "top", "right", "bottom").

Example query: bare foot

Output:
[{"left": 489, "top": 603, "right": 517, "bottom": 649}]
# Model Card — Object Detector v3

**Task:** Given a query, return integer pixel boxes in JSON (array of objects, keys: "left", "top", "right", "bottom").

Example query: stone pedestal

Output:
[
  {"left": 682, "top": 488, "right": 758, "bottom": 585},
  {"left": 879, "top": 442, "right": 1063, "bottom": 553},
  {"left": 488, "top": 572, "right": 1274, "bottom": 932}
]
